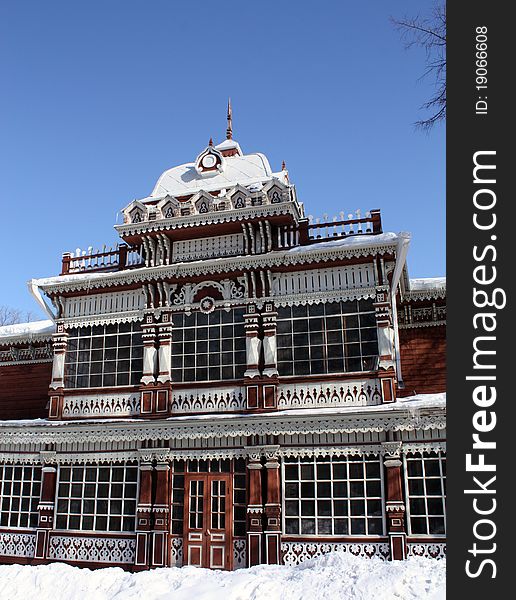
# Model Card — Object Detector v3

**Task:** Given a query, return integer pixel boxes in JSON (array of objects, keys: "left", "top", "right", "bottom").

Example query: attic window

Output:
[
  {"left": 164, "top": 206, "right": 174, "bottom": 219},
  {"left": 235, "top": 196, "right": 245, "bottom": 209},
  {"left": 271, "top": 190, "right": 281, "bottom": 203}
]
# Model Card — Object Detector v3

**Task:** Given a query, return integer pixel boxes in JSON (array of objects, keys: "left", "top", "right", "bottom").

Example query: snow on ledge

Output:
[
  {"left": 0, "top": 319, "right": 55, "bottom": 341},
  {"left": 409, "top": 277, "right": 446, "bottom": 290},
  {"left": 0, "top": 551, "right": 446, "bottom": 600}
]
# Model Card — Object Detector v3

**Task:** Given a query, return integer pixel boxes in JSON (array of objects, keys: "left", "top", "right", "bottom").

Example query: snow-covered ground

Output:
[{"left": 0, "top": 553, "right": 445, "bottom": 600}]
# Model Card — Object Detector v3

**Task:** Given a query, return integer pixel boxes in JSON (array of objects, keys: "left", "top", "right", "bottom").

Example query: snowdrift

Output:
[{"left": 0, "top": 552, "right": 445, "bottom": 600}]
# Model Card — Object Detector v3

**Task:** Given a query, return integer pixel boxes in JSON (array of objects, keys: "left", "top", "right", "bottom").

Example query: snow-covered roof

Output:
[
  {"left": 409, "top": 277, "right": 446, "bottom": 291},
  {"left": 0, "top": 319, "right": 55, "bottom": 344},
  {"left": 148, "top": 139, "right": 284, "bottom": 199}
]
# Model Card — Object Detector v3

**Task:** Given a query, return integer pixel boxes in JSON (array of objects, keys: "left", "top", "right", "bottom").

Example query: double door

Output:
[{"left": 184, "top": 473, "right": 232, "bottom": 569}]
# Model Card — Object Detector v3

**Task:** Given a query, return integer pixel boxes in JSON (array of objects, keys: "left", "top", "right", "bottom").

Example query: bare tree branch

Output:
[
  {"left": 0, "top": 306, "right": 35, "bottom": 326},
  {"left": 391, "top": 2, "right": 446, "bottom": 131}
]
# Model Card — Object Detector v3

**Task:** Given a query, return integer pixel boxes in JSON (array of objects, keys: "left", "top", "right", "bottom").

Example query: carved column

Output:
[
  {"left": 134, "top": 459, "right": 153, "bottom": 570},
  {"left": 261, "top": 302, "right": 279, "bottom": 410},
  {"left": 151, "top": 461, "right": 170, "bottom": 567},
  {"left": 246, "top": 456, "right": 264, "bottom": 566},
  {"left": 155, "top": 312, "right": 173, "bottom": 416},
  {"left": 48, "top": 324, "right": 68, "bottom": 420},
  {"left": 244, "top": 304, "right": 262, "bottom": 409},
  {"left": 264, "top": 455, "right": 281, "bottom": 564},
  {"left": 374, "top": 287, "right": 396, "bottom": 403},
  {"left": 140, "top": 313, "right": 158, "bottom": 416},
  {"left": 382, "top": 442, "right": 407, "bottom": 560},
  {"left": 34, "top": 453, "right": 57, "bottom": 561}
]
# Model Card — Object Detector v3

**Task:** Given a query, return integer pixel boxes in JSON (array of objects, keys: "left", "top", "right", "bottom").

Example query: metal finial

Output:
[
  {"left": 282, "top": 160, "right": 286, "bottom": 170},
  {"left": 208, "top": 137, "right": 214, "bottom": 146},
  {"left": 226, "top": 98, "right": 233, "bottom": 140}
]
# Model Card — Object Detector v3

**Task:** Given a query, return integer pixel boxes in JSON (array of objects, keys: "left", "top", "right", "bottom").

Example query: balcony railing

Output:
[
  {"left": 61, "top": 244, "right": 143, "bottom": 275},
  {"left": 306, "top": 209, "right": 382, "bottom": 242}
]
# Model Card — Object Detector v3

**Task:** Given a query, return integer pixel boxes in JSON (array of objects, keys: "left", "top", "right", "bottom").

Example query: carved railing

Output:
[
  {"left": 305, "top": 209, "right": 382, "bottom": 243},
  {"left": 61, "top": 244, "right": 143, "bottom": 275}
]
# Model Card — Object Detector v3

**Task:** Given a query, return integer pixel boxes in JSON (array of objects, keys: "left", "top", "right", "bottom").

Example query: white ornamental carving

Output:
[
  {"left": 62, "top": 393, "right": 140, "bottom": 418},
  {"left": 170, "top": 536, "right": 183, "bottom": 566},
  {"left": 278, "top": 380, "right": 382, "bottom": 409},
  {"left": 407, "top": 543, "right": 446, "bottom": 560},
  {"left": 171, "top": 387, "right": 246, "bottom": 413},
  {"left": 233, "top": 538, "right": 246, "bottom": 569},
  {"left": 173, "top": 233, "right": 245, "bottom": 262},
  {"left": 62, "top": 289, "right": 145, "bottom": 320},
  {"left": 272, "top": 264, "right": 375, "bottom": 296},
  {"left": 0, "top": 532, "right": 36, "bottom": 558},
  {"left": 281, "top": 541, "right": 390, "bottom": 565},
  {"left": 47, "top": 535, "right": 136, "bottom": 563}
]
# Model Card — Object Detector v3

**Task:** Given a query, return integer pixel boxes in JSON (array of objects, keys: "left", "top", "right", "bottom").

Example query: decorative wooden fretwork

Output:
[
  {"left": 62, "top": 289, "right": 145, "bottom": 321},
  {"left": 272, "top": 264, "right": 375, "bottom": 297},
  {"left": 0, "top": 343, "right": 53, "bottom": 365},
  {"left": 277, "top": 380, "right": 382, "bottom": 409},
  {"left": 406, "top": 542, "right": 446, "bottom": 559},
  {"left": 233, "top": 538, "right": 246, "bottom": 569},
  {"left": 0, "top": 531, "right": 36, "bottom": 558},
  {"left": 281, "top": 541, "right": 390, "bottom": 565},
  {"left": 171, "top": 387, "right": 246, "bottom": 413},
  {"left": 399, "top": 303, "right": 446, "bottom": 328},
  {"left": 62, "top": 393, "right": 141, "bottom": 418},
  {"left": 170, "top": 536, "right": 183, "bottom": 566},
  {"left": 172, "top": 233, "right": 245, "bottom": 263},
  {"left": 47, "top": 535, "right": 136, "bottom": 563}
]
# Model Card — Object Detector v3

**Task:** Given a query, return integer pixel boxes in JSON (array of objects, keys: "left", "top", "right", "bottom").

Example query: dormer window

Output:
[
  {"left": 195, "top": 146, "right": 224, "bottom": 176},
  {"left": 198, "top": 201, "right": 209, "bottom": 214},
  {"left": 271, "top": 190, "right": 281, "bottom": 203},
  {"left": 130, "top": 208, "right": 144, "bottom": 223},
  {"left": 164, "top": 205, "right": 174, "bottom": 219},
  {"left": 235, "top": 196, "right": 245, "bottom": 209}
]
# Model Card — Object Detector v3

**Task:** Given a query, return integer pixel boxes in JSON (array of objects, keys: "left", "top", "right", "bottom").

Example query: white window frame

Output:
[
  {"left": 403, "top": 451, "right": 446, "bottom": 538},
  {"left": 281, "top": 454, "right": 386, "bottom": 538},
  {"left": 54, "top": 464, "right": 139, "bottom": 534},
  {"left": 0, "top": 464, "right": 41, "bottom": 530}
]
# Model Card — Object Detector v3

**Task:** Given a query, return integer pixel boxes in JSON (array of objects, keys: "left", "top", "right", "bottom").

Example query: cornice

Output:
[
  {"left": 0, "top": 406, "right": 446, "bottom": 445},
  {"left": 37, "top": 239, "right": 398, "bottom": 295},
  {"left": 114, "top": 202, "right": 303, "bottom": 236}
]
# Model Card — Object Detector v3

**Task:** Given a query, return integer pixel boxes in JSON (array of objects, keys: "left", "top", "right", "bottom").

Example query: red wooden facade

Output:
[{"left": 0, "top": 125, "right": 446, "bottom": 569}]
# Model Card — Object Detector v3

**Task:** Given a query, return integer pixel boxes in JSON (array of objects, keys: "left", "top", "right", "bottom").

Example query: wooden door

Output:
[{"left": 184, "top": 473, "right": 232, "bottom": 569}]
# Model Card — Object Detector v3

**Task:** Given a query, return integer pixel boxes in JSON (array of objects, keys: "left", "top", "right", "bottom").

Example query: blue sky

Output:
[{"left": 0, "top": 0, "right": 444, "bottom": 319}]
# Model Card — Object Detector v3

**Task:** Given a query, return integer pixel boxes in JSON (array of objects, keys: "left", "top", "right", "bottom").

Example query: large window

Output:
[
  {"left": 64, "top": 323, "right": 143, "bottom": 388},
  {"left": 405, "top": 452, "right": 446, "bottom": 536},
  {"left": 171, "top": 309, "right": 246, "bottom": 382},
  {"left": 0, "top": 465, "right": 41, "bottom": 529},
  {"left": 276, "top": 300, "right": 378, "bottom": 376},
  {"left": 55, "top": 465, "right": 138, "bottom": 532},
  {"left": 283, "top": 455, "right": 384, "bottom": 536}
]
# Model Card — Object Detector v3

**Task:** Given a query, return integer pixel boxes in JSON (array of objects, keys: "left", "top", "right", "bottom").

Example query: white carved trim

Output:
[
  {"left": 278, "top": 380, "right": 382, "bottom": 409},
  {"left": 402, "top": 442, "right": 447, "bottom": 455},
  {"left": 281, "top": 541, "right": 389, "bottom": 565},
  {"left": 172, "top": 387, "right": 246, "bottom": 413},
  {"left": 37, "top": 239, "right": 398, "bottom": 295},
  {"left": 278, "top": 445, "right": 384, "bottom": 458},
  {"left": 62, "top": 393, "right": 141, "bottom": 418},
  {"left": 272, "top": 265, "right": 374, "bottom": 296},
  {"left": 0, "top": 411, "right": 447, "bottom": 446},
  {"left": 233, "top": 538, "right": 246, "bottom": 569},
  {"left": 170, "top": 536, "right": 183, "bottom": 567},
  {"left": 406, "top": 542, "right": 446, "bottom": 559},
  {"left": 0, "top": 531, "right": 36, "bottom": 558},
  {"left": 47, "top": 535, "right": 136, "bottom": 563},
  {"left": 62, "top": 290, "right": 145, "bottom": 320},
  {"left": 173, "top": 234, "right": 244, "bottom": 262}
]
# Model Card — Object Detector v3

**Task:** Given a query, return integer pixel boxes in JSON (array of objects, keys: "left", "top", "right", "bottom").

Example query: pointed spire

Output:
[
  {"left": 281, "top": 160, "right": 286, "bottom": 170},
  {"left": 226, "top": 98, "right": 233, "bottom": 140},
  {"left": 208, "top": 137, "right": 214, "bottom": 146}
]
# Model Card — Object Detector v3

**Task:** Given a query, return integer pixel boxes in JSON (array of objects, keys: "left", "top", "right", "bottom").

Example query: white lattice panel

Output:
[
  {"left": 272, "top": 264, "right": 375, "bottom": 297},
  {"left": 407, "top": 542, "right": 446, "bottom": 559},
  {"left": 172, "top": 234, "right": 244, "bottom": 262},
  {"left": 62, "top": 393, "right": 140, "bottom": 418},
  {"left": 47, "top": 535, "right": 136, "bottom": 563},
  {"left": 63, "top": 290, "right": 145, "bottom": 319},
  {"left": 278, "top": 380, "right": 382, "bottom": 409},
  {"left": 0, "top": 532, "right": 36, "bottom": 558},
  {"left": 281, "top": 541, "right": 389, "bottom": 565},
  {"left": 171, "top": 387, "right": 246, "bottom": 413}
]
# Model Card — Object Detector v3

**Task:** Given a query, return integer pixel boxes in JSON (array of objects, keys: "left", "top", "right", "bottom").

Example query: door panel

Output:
[{"left": 184, "top": 474, "right": 232, "bottom": 569}]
